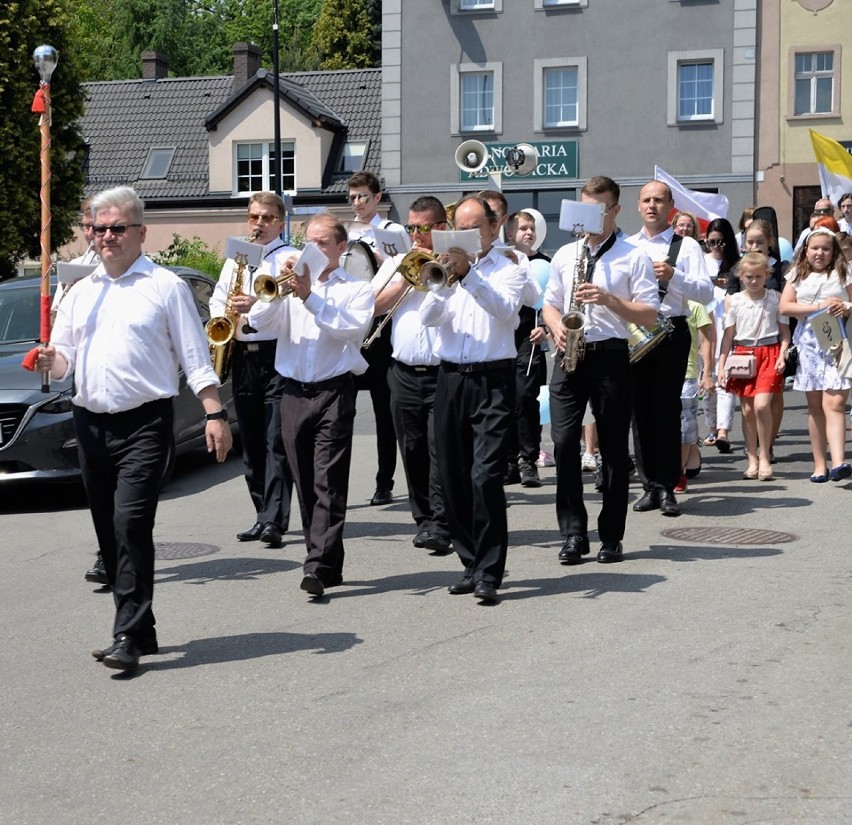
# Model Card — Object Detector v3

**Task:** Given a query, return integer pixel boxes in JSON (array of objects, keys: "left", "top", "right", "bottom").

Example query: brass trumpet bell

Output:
[
  {"left": 253, "top": 272, "right": 296, "bottom": 302},
  {"left": 396, "top": 249, "right": 456, "bottom": 292}
]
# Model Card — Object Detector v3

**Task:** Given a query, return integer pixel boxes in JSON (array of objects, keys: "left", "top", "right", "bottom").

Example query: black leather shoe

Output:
[
  {"left": 660, "top": 491, "right": 681, "bottom": 517},
  {"left": 93, "top": 636, "right": 158, "bottom": 661},
  {"left": 597, "top": 541, "right": 624, "bottom": 563},
  {"left": 473, "top": 581, "right": 499, "bottom": 603},
  {"left": 632, "top": 490, "right": 660, "bottom": 512},
  {"left": 102, "top": 635, "right": 140, "bottom": 671},
  {"left": 370, "top": 487, "right": 393, "bottom": 506},
  {"left": 503, "top": 464, "right": 521, "bottom": 485},
  {"left": 422, "top": 533, "right": 452, "bottom": 553},
  {"left": 84, "top": 554, "right": 108, "bottom": 585},
  {"left": 300, "top": 572, "right": 325, "bottom": 597},
  {"left": 519, "top": 462, "right": 541, "bottom": 488},
  {"left": 448, "top": 577, "right": 475, "bottom": 595},
  {"left": 412, "top": 529, "right": 429, "bottom": 548},
  {"left": 260, "top": 523, "right": 283, "bottom": 545},
  {"left": 237, "top": 522, "right": 264, "bottom": 541},
  {"left": 558, "top": 534, "right": 590, "bottom": 564}
]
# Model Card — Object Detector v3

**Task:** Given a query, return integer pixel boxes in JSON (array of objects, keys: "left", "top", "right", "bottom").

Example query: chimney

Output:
[
  {"left": 233, "top": 42, "right": 263, "bottom": 86},
  {"left": 141, "top": 51, "right": 169, "bottom": 80}
]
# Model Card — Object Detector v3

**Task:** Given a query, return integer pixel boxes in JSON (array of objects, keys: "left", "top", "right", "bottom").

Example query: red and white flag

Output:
[{"left": 654, "top": 166, "right": 729, "bottom": 233}]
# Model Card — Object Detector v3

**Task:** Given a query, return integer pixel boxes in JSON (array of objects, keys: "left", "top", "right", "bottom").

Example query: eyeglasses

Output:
[
  {"left": 81, "top": 222, "right": 93, "bottom": 230},
  {"left": 706, "top": 238, "right": 725, "bottom": 248},
  {"left": 347, "top": 193, "right": 374, "bottom": 204},
  {"left": 813, "top": 208, "right": 832, "bottom": 215},
  {"left": 92, "top": 224, "right": 142, "bottom": 236},
  {"left": 405, "top": 221, "right": 445, "bottom": 235},
  {"left": 247, "top": 213, "right": 280, "bottom": 224}
]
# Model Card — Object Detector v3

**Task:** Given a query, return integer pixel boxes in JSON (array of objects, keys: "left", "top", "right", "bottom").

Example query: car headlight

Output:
[{"left": 39, "top": 390, "right": 74, "bottom": 414}]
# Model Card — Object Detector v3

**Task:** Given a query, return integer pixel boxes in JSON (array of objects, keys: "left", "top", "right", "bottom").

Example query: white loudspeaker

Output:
[
  {"left": 454, "top": 140, "right": 489, "bottom": 174},
  {"left": 504, "top": 143, "right": 538, "bottom": 177}
]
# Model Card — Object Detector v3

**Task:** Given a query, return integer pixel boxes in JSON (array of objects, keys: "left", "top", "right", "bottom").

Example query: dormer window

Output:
[{"left": 338, "top": 141, "right": 368, "bottom": 174}]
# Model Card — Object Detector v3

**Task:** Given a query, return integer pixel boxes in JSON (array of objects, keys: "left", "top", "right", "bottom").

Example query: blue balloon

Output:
[
  {"left": 530, "top": 258, "right": 550, "bottom": 310},
  {"left": 538, "top": 384, "right": 550, "bottom": 425},
  {"left": 778, "top": 237, "right": 793, "bottom": 263}
]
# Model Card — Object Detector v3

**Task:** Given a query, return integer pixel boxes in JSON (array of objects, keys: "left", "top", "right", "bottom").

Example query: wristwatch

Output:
[{"left": 205, "top": 409, "right": 228, "bottom": 422}]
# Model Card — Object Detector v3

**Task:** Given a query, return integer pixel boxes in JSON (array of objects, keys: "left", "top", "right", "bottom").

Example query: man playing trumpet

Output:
[
  {"left": 210, "top": 192, "right": 295, "bottom": 548},
  {"left": 370, "top": 196, "right": 452, "bottom": 554},
  {"left": 542, "top": 176, "right": 658, "bottom": 565},
  {"left": 247, "top": 214, "right": 374, "bottom": 598}
]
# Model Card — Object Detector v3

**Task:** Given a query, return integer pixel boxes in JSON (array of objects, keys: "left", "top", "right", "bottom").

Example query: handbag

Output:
[
  {"left": 726, "top": 352, "right": 757, "bottom": 379},
  {"left": 783, "top": 344, "right": 798, "bottom": 378}
]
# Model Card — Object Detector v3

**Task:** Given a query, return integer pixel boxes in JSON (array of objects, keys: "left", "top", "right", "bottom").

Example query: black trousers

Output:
[
  {"left": 550, "top": 344, "right": 633, "bottom": 543},
  {"left": 280, "top": 375, "right": 356, "bottom": 585},
  {"left": 232, "top": 342, "right": 292, "bottom": 529},
  {"left": 387, "top": 360, "right": 448, "bottom": 540},
  {"left": 506, "top": 337, "right": 547, "bottom": 465},
  {"left": 434, "top": 363, "right": 512, "bottom": 587},
  {"left": 631, "top": 316, "right": 691, "bottom": 494},
  {"left": 74, "top": 398, "right": 172, "bottom": 642},
  {"left": 356, "top": 318, "right": 398, "bottom": 490}
]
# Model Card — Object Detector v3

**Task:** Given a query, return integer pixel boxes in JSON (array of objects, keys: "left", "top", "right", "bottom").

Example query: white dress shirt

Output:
[
  {"left": 51, "top": 255, "right": 220, "bottom": 414},
  {"left": 419, "top": 246, "right": 526, "bottom": 363},
  {"left": 546, "top": 234, "right": 659, "bottom": 342},
  {"left": 371, "top": 256, "right": 441, "bottom": 366},
  {"left": 628, "top": 226, "right": 712, "bottom": 316},
  {"left": 210, "top": 239, "right": 297, "bottom": 342},
  {"left": 247, "top": 267, "right": 375, "bottom": 382}
]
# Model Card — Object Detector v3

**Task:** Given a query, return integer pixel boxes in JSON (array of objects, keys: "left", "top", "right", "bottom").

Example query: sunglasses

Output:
[
  {"left": 92, "top": 223, "right": 142, "bottom": 236},
  {"left": 405, "top": 221, "right": 445, "bottom": 235},
  {"left": 247, "top": 213, "right": 280, "bottom": 224},
  {"left": 705, "top": 238, "right": 725, "bottom": 248},
  {"left": 347, "top": 193, "right": 374, "bottom": 204}
]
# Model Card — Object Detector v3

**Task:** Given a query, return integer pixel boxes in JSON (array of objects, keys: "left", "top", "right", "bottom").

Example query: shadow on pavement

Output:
[{"left": 155, "top": 556, "right": 300, "bottom": 584}]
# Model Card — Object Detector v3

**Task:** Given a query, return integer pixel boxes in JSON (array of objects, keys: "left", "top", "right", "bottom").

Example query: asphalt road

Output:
[{"left": 1, "top": 391, "right": 850, "bottom": 824}]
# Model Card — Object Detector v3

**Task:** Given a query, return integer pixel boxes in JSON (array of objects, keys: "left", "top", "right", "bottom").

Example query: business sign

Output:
[{"left": 459, "top": 140, "right": 578, "bottom": 183}]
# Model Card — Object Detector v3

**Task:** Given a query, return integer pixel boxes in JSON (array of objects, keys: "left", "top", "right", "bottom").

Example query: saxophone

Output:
[
  {"left": 206, "top": 250, "right": 249, "bottom": 381},
  {"left": 559, "top": 240, "right": 588, "bottom": 374}
]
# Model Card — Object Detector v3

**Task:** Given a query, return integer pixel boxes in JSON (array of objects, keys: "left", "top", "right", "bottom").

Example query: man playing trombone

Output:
[
  {"left": 420, "top": 195, "right": 526, "bottom": 603},
  {"left": 370, "top": 196, "right": 451, "bottom": 554},
  {"left": 542, "top": 177, "right": 658, "bottom": 565}
]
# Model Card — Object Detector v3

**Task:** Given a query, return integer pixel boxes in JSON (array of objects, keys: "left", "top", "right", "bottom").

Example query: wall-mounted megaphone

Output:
[
  {"left": 454, "top": 140, "right": 489, "bottom": 174},
  {"left": 504, "top": 143, "right": 538, "bottom": 177}
]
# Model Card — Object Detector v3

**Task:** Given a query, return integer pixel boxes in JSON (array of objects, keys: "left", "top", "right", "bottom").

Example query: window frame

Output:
[
  {"left": 451, "top": 62, "right": 503, "bottom": 136},
  {"left": 140, "top": 147, "right": 176, "bottom": 180},
  {"left": 789, "top": 46, "right": 841, "bottom": 119},
  {"left": 534, "top": 0, "right": 588, "bottom": 10},
  {"left": 667, "top": 49, "right": 724, "bottom": 126},
  {"left": 451, "top": 0, "right": 501, "bottom": 13},
  {"left": 233, "top": 140, "right": 296, "bottom": 196},
  {"left": 534, "top": 57, "right": 587, "bottom": 132}
]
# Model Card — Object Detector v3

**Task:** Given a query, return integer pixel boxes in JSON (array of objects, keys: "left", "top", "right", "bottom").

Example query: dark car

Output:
[{"left": 0, "top": 266, "right": 233, "bottom": 484}]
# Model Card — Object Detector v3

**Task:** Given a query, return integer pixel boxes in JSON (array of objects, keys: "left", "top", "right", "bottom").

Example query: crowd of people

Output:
[{"left": 33, "top": 177, "right": 852, "bottom": 672}]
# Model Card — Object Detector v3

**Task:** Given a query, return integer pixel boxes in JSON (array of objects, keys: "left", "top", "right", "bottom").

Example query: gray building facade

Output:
[{"left": 382, "top": 0, "right": 757, "bottom": 250}]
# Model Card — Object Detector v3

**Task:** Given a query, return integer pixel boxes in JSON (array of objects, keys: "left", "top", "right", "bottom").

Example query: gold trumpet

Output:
[
  {"left": 363, "top": 250, "right": 457, "bottom": 348},
  {"left": 253, "top": 270, "right": 297, "bottom": 302}
]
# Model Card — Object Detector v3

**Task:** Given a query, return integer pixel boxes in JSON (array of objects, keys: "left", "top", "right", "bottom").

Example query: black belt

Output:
[
  {"left": 584, "top": 338, "right": 627, "bottom": 352},
  {"left": 666, "top": 315, "right": 688, "bottom": 327},
  {"left": 282, "top": 374, "right": 352, "bottom": 394},
  {"left": 236, "top": 340, "right": 277, "bottom": 352},
  {"left": 393, "top": 360, "right": 439, "bottom": 374},
  {"left": 440, "top": 359, "right": 513, "bottom": 374}
]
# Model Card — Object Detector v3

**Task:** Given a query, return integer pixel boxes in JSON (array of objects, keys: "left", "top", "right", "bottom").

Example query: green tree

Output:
[
  {"left": 310, "top": 0, "right": 379, "bottom": 70},
  {"left": 0, "top": 0, "right": 87, "bottom": 279},
  {"left": 152, "top": 235, "right": 224, "bottom": 281}
]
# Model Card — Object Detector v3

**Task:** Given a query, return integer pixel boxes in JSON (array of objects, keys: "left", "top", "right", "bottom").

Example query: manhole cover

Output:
[
  {"left": 155, "top": 542, "right": 220, "bottom": 560},
  {"left": 660, "top": 527, "right": 798, "bottom": 545}
]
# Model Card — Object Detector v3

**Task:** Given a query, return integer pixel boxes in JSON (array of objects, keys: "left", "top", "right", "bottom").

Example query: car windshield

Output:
[{"left": 0, "top": 283, "right": 40, "bottom": 344}]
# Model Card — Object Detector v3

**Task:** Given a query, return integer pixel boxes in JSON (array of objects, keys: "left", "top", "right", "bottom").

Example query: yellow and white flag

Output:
[{"left": 809, "top": 129, "right": 852, "bottom": 205}]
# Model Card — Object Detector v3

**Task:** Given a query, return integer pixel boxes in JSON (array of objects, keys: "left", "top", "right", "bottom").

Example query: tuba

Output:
[
  {"left": 559, "top": 242, "right": 588, "bottom": 374},
  {"left": 206, "top": 251, "right": 249, "bottom": 381}
]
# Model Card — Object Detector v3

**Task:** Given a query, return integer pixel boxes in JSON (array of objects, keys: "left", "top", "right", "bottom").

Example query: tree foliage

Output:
[
  {"left": 152, "top": 234, "right": 224, "bottom": 281},
  {"left": 310, "top": 0, "right": 380, "bottom": 70},
  {"left": 0, "top": 0, "right": 87, "bottom": 279}
]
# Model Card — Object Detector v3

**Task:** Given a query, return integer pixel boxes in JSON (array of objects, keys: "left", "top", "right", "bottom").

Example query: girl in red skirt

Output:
[{"left": 718, "top": 252, "right": 791, "bottom": 481}]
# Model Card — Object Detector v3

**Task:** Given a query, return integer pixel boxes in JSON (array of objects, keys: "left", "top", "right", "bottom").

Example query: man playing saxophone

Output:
[
  {"left": 210, "top": 192, "right": 295, "bottom": 548},
  {"left": 542, "top": 176, "right": 658, "bottom": 565}
]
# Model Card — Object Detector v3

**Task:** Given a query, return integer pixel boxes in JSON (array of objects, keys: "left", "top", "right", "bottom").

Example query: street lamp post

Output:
[{"left": 32, "top": 44, "right": 58, "bottom": 392}]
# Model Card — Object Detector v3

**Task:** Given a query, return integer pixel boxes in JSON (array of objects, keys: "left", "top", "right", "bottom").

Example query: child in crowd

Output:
[{"left": 719, "top": 253, "right": 790, "bottom": 481}]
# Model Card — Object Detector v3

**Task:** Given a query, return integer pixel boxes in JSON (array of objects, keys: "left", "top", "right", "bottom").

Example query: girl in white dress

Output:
[
  {"left": 779, "top": 228, "right": 852, "bottom": 482},
  {"left": 718, "top": 253, "right": 790, "bottom": 480}
]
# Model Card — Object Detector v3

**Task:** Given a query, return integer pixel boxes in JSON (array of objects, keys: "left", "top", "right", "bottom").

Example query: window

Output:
[
  {"left": 667, "top": 50, "right": 724, "bottom": 126},
  {"left": 534, "top": 58, "right": 587, "bottom": 132},
  {"left": 794, "top": 51, "right": 835, "bottom": 115},
  {"left": 451, "top": 63, "right": 502, "bottom": 135},
  {"left": 534, "top": 0, "right": 587, "bottom": 9},
  {"left": 337, "top": 141, "right": 368, "bottom": 174},
  {"left": 451, "top": 0, "right": 501, "bottom": 12},
  {"left": 140, "top": 147, "right": 175, "bottom": 179},
  {"left": 235, "top": 141, "right": 296, "bottom": 194}
]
